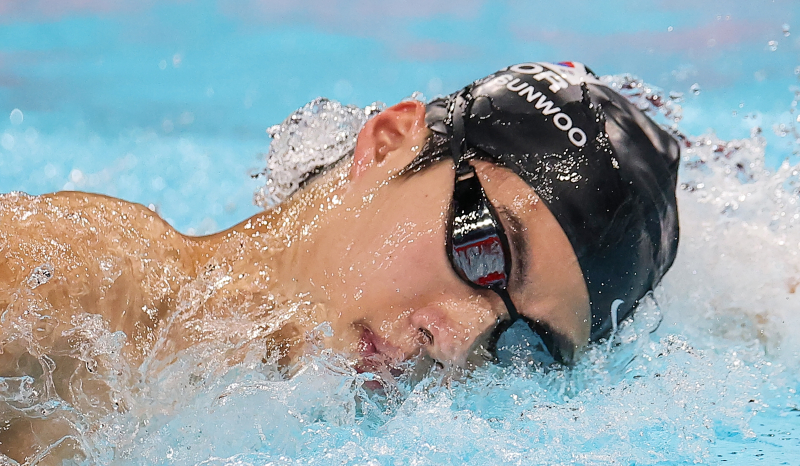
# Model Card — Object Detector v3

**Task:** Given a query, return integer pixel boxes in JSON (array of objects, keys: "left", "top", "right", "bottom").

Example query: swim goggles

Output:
[{"left": 445, "top": 90, "right": 563, "bottom": 365}]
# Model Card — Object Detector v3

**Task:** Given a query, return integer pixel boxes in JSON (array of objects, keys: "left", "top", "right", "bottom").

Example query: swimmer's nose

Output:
[{"left": 409, "top": 307, "right": 480, "bottom": 366}]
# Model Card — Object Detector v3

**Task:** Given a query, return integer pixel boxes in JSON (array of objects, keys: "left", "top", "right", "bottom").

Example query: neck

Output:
[{"left": 195, "top": 159, "right": 356, "bottom": 323}]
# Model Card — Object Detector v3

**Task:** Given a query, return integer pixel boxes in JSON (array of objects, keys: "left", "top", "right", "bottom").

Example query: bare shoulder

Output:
[
  {"left": 0, "top": 193, "right": 207, "bottom": 461},
  {"left": 1, "top": 189, "right": 190, "bottom": 257},
  {"left": 0, "top": 191, "right": 200, "bottom": 359},
  {"left": 0, "top": 190, "right": 178, "bottom": 239},
  {"left": 0, "top": 191, "right": 189, "bottom": 286}
]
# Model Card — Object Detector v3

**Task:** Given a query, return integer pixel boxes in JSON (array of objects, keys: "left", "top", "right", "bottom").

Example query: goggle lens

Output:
[{"left": 449, "top": 166, "right": 511, "bottom": 290}]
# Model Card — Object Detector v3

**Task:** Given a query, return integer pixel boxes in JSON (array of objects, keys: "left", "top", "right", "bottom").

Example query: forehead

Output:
[{"left": 471, "top": 161, "right": 591, "bottom": 346}]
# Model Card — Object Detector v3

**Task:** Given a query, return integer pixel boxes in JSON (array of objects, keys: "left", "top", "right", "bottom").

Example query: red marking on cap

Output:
[{"left": 557, "top": 61, "right": 575, "bottom": 68}]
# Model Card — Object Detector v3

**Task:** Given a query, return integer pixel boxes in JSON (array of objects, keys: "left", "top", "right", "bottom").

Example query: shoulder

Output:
[
  {"left": 0, "top": 191, "right": 196, "bottom": 290},
  {"left": 0, "top": 191, "right": 189, "bottom": 252},
  {"left": 1, "top": 191, "right": 172, "bottom": 233},
  {"left": 0, "top": 191, "right": 201, "bottom": 354}
]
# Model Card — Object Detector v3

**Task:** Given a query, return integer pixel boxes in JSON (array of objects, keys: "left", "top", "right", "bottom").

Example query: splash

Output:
[
  {"left": 662, "top": 131, "right": 800, "bottom": 362},
  {"left": 601, "top": 73, "right": 685, "bottom": 127},
  {"left": 254, "top": 98, "right": 384, "bottom": 208}
]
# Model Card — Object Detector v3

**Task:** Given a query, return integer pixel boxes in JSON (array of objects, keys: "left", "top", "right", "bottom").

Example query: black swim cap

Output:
[{"left": 426, "top": 61, "right": 680, "bottom": 342}]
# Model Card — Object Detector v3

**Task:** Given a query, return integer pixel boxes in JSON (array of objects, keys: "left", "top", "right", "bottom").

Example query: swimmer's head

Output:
[
  {"left": 417, "top": 62, "right": 680, "bottom": 342},
  {"left": 275, "top": 61, "right": 679, "bottom": 369}
]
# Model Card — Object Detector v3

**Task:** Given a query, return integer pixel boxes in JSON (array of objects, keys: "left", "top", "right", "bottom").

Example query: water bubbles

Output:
[
  {"left": 1, "top": 133, "right": 14, "bottom": 150},
  {"left": 151, "top": 176, "right": 166, "bottom": 191},
  {"left": 783, "top": 23, "right": 791, "bottom": 37},
  {"left": 690, "top": 83, "right": 701, "bottom": 95},
  {"left": 178, "top": 111, "right": 194, "bottom": 125},
  {"left": 9, "top": 108, "right": 23, "bottom": 125},
  {"left": 255, "top": 97, "right": 384, "bottom": 207},
  {"left": 768, "top": 40, "right": 779, "bottom": 52},
  {"left": 44, "top": 164, "right": 57, "bottom": 178},
  {"left": 427, "top": 77, "right": 443, "bottom": 96},
  {"left": 24, "top": 126, "right": 38, "bottom": 144},
  {"left": 601, "top": 74, "right": 684, "bottom": 124},
  {"left": 69, "top": 168, "right": 85, "bottom": 184},
  {"left": 27, "top": 263, "right": 54, "bottom": 289},
  {"left": 158, "top": 59, "right": 167, "bottom": 70}
]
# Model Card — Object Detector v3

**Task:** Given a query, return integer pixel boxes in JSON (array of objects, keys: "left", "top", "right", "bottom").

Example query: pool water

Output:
[{"left": 2, "top": 1, "right": 800, "bottom": 464}]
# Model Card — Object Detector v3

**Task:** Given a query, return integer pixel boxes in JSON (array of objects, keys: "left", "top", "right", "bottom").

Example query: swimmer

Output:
[{"left": 0, "top": 62, "right": 679, "bottom": 463}]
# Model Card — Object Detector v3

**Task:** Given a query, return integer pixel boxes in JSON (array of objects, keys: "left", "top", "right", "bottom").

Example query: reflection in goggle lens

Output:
[{"left": 449, "top": 165, "right": 510, "bottom": 289}]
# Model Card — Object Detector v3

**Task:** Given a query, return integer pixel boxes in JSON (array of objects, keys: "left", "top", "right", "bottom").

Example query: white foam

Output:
[{"left": 254, "top": 98, "right": 384, "bottom": 208}]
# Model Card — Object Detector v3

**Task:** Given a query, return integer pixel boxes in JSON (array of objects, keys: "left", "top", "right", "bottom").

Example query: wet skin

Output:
[
  {"left": 283, "top": 100, "right": 591, "bottom": 365},
  {"left": 0, "top": 101, "right": 589, "bottom": 462}
]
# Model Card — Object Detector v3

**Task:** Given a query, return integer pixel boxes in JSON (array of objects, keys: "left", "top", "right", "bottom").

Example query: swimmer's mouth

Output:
[
  {"left": 354, "top": 324, "right": 402, "bottom": 376},
  {"left": 358, "top": 325, "right": 378, "bottom": 358},
  {"left": 355, "top": 325, "right": 443, "bottom": 389}
]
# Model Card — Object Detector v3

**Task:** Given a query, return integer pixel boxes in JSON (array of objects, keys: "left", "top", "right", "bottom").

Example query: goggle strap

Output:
[
  {"left": 482, "top": 287, "right": 520, "bottom": 361},
  {"left": 450, "top": 89, "right": 471, "bottom": 174},
  {"left": 494, "top": 287, "right": 521, "bottom": 322},
  {"left": 455, "top": 168, "right": 476, "bottom": 183},
  {"left": 484, "top": 318, "right": 513, "bottom": 362},
  {"left": 494, "top": 287, "right": 564, "bottom": 365}
]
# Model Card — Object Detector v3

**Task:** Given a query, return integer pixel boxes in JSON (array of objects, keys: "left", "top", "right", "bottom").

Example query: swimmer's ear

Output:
[{"left": 350, "top": 100, "right": 428, "bottom": 180}]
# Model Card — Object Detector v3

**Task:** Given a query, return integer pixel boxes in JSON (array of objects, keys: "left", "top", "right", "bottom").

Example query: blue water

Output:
[
  {"left": 2, "top": 0, "right": 799, "bottom": 232},
  {"left": 2, "top": 1, "right": 800, "bottom": 464}
]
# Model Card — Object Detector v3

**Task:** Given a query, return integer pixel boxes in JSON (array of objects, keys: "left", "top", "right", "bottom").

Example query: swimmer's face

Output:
[{"left": 310, "top": 101, "right": 590, "bottom": 368}]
